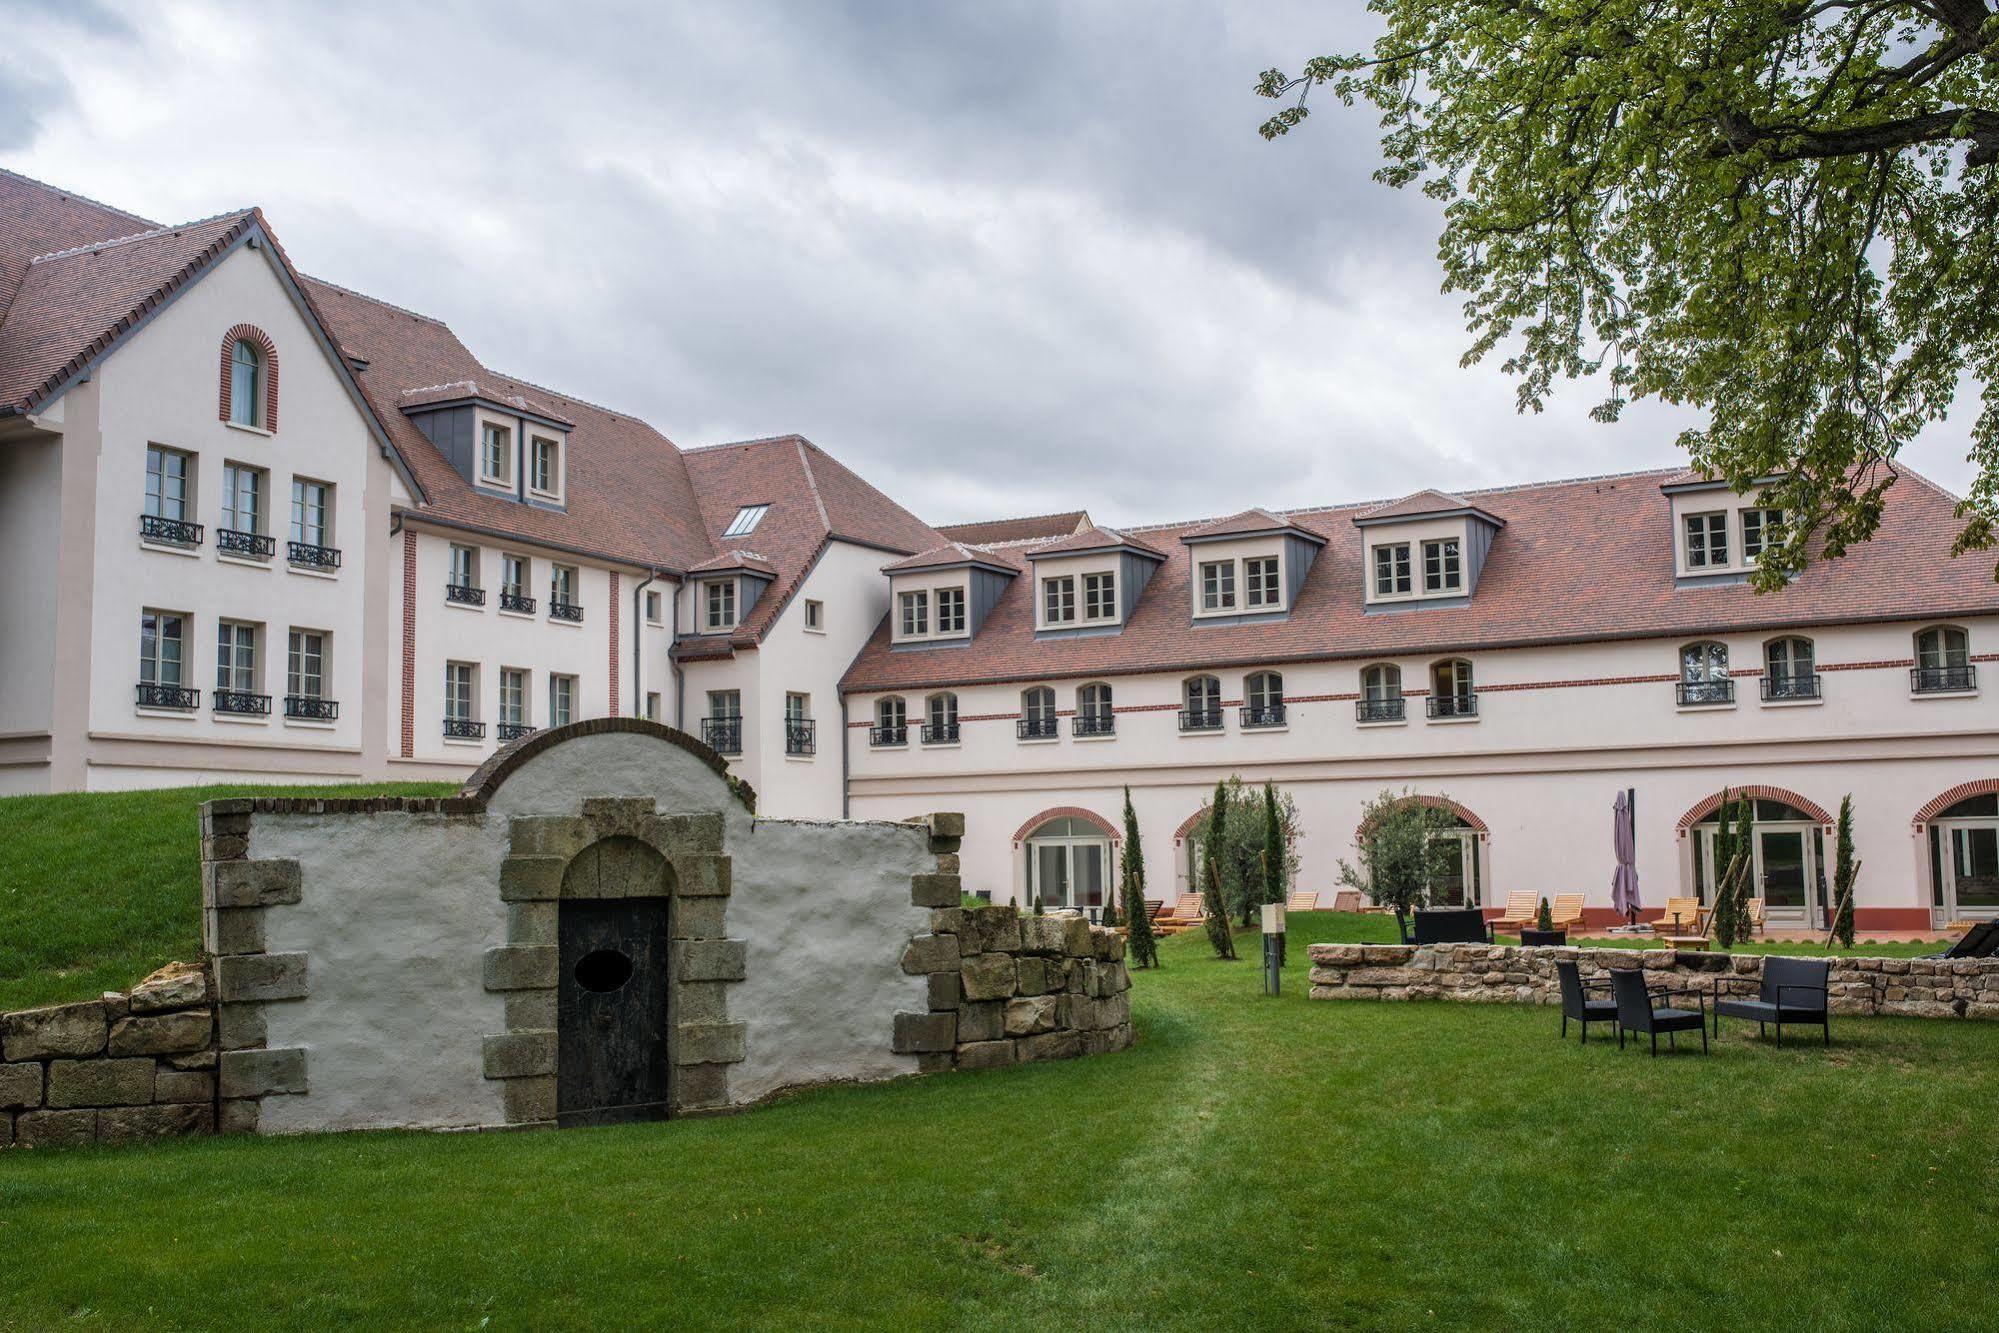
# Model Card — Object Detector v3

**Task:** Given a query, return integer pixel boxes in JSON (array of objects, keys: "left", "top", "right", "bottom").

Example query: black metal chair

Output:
[
  {"left": 1713, "top": 956, "right": 1831, "bottom": 1047},
  {"left": 1400, "top": 907, "right": 1495, "bottom": 945},
  {"left": 1555, "top": 960, "right": 1615, "bottom": 1043},
  {"left": 1931, "top": 920, "right": 1999, "bottom": 960},
  {"left": 1609, "top": 968, "right": 1708, "bottom": 1055}
]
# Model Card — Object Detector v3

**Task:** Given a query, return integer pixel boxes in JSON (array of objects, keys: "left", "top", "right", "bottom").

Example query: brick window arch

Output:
[
  {"left": 219, "top": 324, "right": 279, "bottom": 430},
  {"left": 1011, "top": 806, "right": 1119, "bottom": 846},
  {"left": 1912, "top": 779, "right": 1999, "bottom": 828},
  {"left": 1674, "top": 785, "right": 1832, "bottom": 835},
  {"left": 1355, "top": 794, "right": 1489, "bottom": 843}
]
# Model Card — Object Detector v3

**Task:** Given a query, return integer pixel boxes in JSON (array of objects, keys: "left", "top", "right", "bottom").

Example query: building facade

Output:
[{"left": 3, "top": 169, "right": 1995, "bottom": 931}]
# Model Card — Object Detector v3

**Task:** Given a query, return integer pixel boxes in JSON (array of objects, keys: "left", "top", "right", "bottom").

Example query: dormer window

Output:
[
  {"left": 936, "top": 587, "right": 966, "bottom": 634},
  {"left": 724, "top": 504, "right": 770, "bottom": 537},
  {"left": 480, "top": 422, "right": 513, "bottom": 488},
  {"left": 1422, "top": 539, "right": 1462, "bottom": 593},
  {"left": 1373, "top": 543, "right": 1411, "bottom": 596},
  {"left": 705, "top": 579, "right": 737, "bottom": 631},
  {"left": 1200, "top": 560, "right": 1236, "bottom": 612},
  {"left": 1245, "top": 556, "right": 1280, "bottom": 609},
  {"left": 1684, "top": 512, "right": 1728, "bottom": 568},
  {"left": 1741, "top": 507, "right": 1782, "bottom": 562},
  {"left": 1043, "top": 576, "right": 1076, "bottom": 624},
  {"left": 900, "top": 590, "right": 928, "bottom": 637},
  {"left": 528, "top": 435, "right": 563, "bottom": 500},
  {"left": 1083, "top": 571, "right": 1117, "bottom": 620}
]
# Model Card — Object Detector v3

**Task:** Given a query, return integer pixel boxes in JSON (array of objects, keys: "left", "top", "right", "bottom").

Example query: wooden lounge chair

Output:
[
  {"left": 1331, "top": 889, "right": 1363, "bottom": 914},
  {"left": 1494, "top": 891, "right": 1540, "bottom": 931},
  {"left": 1549, "top": 894, "right": 1586, "bottom": 933},
  {"left": 1745, "top": 898, "right": 1767, "bottom": 938},
  {"left": 1650, "top": 896, "right": 1707, "bottom": 937},
  {"left": 1175, "top": 893, "right": 1206, "bottom": 920},
  {"left": 1286, "top": 891, "right": 1319, "bottom": 913}
]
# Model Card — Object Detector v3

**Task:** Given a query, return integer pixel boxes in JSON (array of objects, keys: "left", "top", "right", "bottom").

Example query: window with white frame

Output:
[
  {"left": 1021, "top": 685, "right": 1057, "bottom": 738},
  {"left": 1914, "top": 625, "right": 1972, "bottom": 693},
  {"left": 803, "top": 598, "right": 823, "bottom": 631},
  {"left": 1361, "top": 664, "right": 1403, "bottom": 720},
  {"left": 287, "top": 629, "right": 326, "bottom": 701},
  {"left": 139, "top": 610, "right": 187, "bottom": 686},
  {"left": 705, "top": 579, "right": 737, "bottom": 631},
  {"left": 1764, "top": 636, "right": 1816, "bottom": 698},
  {"left": 528, "top": 436, "right": 561, "bottom": 498},
  {"left": 549, "top": 674, "right": 576, "bottom": 727},
  {"left": 1245, "top": 556, "right": 1281, "bottom": 609},
  {"left": 502, "top": 554, "right": 530, "bottom": 599},
  {"left": 1184, "top": 674, "right": 1220, "bottom": 721},
  {"left": 290, "top": 479, "right": 331, "bottom": 548},
  {"left": 145, "top": 446, "right": 192, "bottom": 521},
  {"left": 1422, "top": 538, "right": 1461, "bottom": 592},
  {"left": 875, "top": 696, "right": 908, "bottom": 743},
  {"left": 925, "top": 691, "right": 958, "bottom": 742},
  {"left": 449, "top": 544, "right": 479, "bottom": 589},
  {"left": 645, "top": 589, "right": 664, "bottom": 625},
  {"left": 229, "top": 339, "right": 264, "bottom": 426},
  {"left": 1077, "top": 682, "right": 1114, "bottom": 734},
  {"left": 480, "top": 422, "right": 512, "bottom": 486},
  {"left": 1431, "top": 658, "right": 1475, "bottom": 715},
  {"left": 550, "top": 564, "right": 578, "bottom": 610},
  {"left": 723, "top": 504, "right": 769, "bottom": 537},
  {"left": 1082, "top": 571, "right": 1117, "bottom": 620},
  {"left": 1244, "top": 671, "right": 1284, "bottom": 726},
  {"left": 708, "top": 689, "right": 740, "bottom": 720},
  {"left": 1741, "top": 507, "right": 1782, "bottom": 562},
  {"left": 899, "top": 590, "right": 929, "bottom": 637},
  {"left": 1684, "top": 512, "right": 1728, "bottom": 568},
  {"left": 935, "top": 588, "right": 966, "bottom": 634},
  {"left": 498, "top": 668, "right": 528, "bottom": 727},
  {"left": 445, "top": 662, "right": 476, "bottom": 721},
  {"left": 644, "top": 691, "right": 661, "bottom": 721},
  {"left": 1043, "top": 575, "right": 1077, "bottom": 624},
  {"left": 1024, "top": 816, "right": 1110, "bottom": 916},
  {"left": 1373, "top": 543, "right": 1411, "bottom": 596},
  {"left": 221, "top": 463, "right": 264, "bottom": 535},
  {"left": 215, "top": 621, "right": 259, "bottom": 695},
  {"left": 1678, "top": 641, "right": 1731, "bottom": 705},
  {"left": 1199, "top": 560, "right": 1236, "bottom": 612}
]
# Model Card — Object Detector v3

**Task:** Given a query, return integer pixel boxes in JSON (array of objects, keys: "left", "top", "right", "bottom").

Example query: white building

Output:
[{"left": 3, "top": 168, "right": 1995, "bottom": 933}]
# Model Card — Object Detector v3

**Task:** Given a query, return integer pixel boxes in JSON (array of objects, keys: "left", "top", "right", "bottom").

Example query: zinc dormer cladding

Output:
[
  {"left": 884, "top": 543, "right": 1016, "bottom": 648},
  {"left": 1353, "top": 489, "right": 1506, "bottom": 610},
  {"left": 400, "top": 381, "right": 574, "bottom": 512},
  {"left": 1181, "top": 508, "right": 1327, "bottom": 623},
  {"left": 1024, "top": 527, "right": 1166, "bottom": 637}
]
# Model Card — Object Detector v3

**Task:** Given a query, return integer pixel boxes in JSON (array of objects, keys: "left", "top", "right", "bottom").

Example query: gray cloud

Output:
[{"left": 0, "top": 0, "right": 1977, "bottom": 523}]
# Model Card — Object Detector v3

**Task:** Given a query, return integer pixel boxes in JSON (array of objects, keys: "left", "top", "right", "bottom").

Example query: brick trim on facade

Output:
[
  {"left": 1675, "top": 785, "right": 1834, "bottom": 834},
  {"left": 1912, "top": 778, "right": 1999, "bottom": 828},
  {"left": 608, "top": 572, "right": 620, "bottom": 717},
  {"left": 217, "top": 323, "right": 279, "bottom": 430},
  {"left": 1357, "top": 794, "right": 1490, "bottom": 840},
  {"left": 399, "top": 528, "right": 417, "bottom": 758},
  {"left": 1010, "top": 806, "right": 1121, "bottom": 845}
]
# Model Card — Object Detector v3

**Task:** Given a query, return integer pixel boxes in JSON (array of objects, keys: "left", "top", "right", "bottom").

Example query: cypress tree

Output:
[
  {"left": 1121, "top": 786, "right": 1159, "bottom": 969},
  {"left": 1832, "top": 794, "right": 1859, "bottom": 948},
  {"left": 1201, "top": 779, "right": 1237, "bottom": 959},
  {"left": 1261, "top": 781, "right": 1286, "bottom": 910}
]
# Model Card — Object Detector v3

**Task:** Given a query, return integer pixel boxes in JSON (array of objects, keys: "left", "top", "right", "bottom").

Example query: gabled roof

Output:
[
  {"left": 0, "top": 167, "right": 155, "bottom": 330},
  {"left": 883, "top": 542, "right": 1019, "bottom": 576},
  {"left": 399, "top": 379, "right": 576, "bottom": 429},
  {"left": 936, "top": 510, "right": 1090, "bottom": 546},
  {"left": 1182, "top": 507, "right": 1330, "bottom": 546},
  {"left": 687, "top": 549, "right": 778, "bottom": 577},
  {"left": 1352, "top": 489, "right": 1506, "bottom": 528},
  {"left": 1025, "top": 525, "right": 1167, "bottom": 561}
]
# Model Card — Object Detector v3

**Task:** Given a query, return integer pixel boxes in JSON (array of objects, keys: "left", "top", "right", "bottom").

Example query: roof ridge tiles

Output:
[
  {"left": 26, "top": 208, "right": 254, "bottom": 265},
  {"left": 680, "top": 433, "right": 809, "bottom": 455},
  {"left": 298, "top": 273, "right": 449, "bottom": 327}
]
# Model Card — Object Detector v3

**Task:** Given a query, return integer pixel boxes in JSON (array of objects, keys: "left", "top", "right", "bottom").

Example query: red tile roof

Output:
[
  {"left": 1183, "top": 506, "right": 1330, "bottom": 545},
  {"left": 883, "top": 542, "right": 1018, "bottom": 574},
  {"left": 841, "top": 468, "right": 1999, "bottom": 694},
  {"left": 936, "top": 510, "right": 1091, "bottom": 546},
  {"left": 0, "top": 167, "right": 157, "bottom": 332},
  {"left": 398, "top": 379, "right": 575, "bottom": 427},
  {"left": 687, "top": 549, "right": 778, "bottom": 577},
  {"left": 1026, "top": 525, "right": 1166, "bottom": 560}
]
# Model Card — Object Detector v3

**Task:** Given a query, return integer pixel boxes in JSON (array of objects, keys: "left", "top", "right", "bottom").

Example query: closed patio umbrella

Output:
[{"left": 1611, "top": 789, "right": 1640, "bottom": 924}]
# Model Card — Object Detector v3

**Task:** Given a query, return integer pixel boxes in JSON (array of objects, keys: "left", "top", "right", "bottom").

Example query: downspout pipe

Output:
[
  {"left": 839, "top": 692, "right": 850, "bottom": 819},
  {"left": 669, "top": 581, "right": 685, "bottom": 728},
  {"left": 631, "top": 570, "right": 658, "bottom": 717}
]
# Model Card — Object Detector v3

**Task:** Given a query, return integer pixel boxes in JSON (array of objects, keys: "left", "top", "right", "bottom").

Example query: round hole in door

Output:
[{"left": 574, "top": 948, "right": 634, "bottom": 993}]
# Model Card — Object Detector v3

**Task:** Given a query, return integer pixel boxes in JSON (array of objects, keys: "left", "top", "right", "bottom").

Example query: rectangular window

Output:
[
  {"left": 705, "top": 580, "right": 736, "bottom": 630},
  {"left": 215, "top": 621, "right": 258, "bottom": 692},
  {"left": 444, "top": 662, "right": 476, "bottom": 721},
  {"left": 899, "top": 590, "right": 929, "bottom": 637},
  {"left": 1741, "top": 507, "right": 1781, "bottom": 561},
  {"left": 1245, "top": 556, "right": 1280, "bottom": 608},
  {"left": 480, "top": 423, "right": 512, "bottom": 485},
  {"left": 723, "top": 504, "right": 769, "bottom": 537},
  {"left": 1685, "top": 512, "right": 1728, "bottom": 568},
  {"left": 549, "top": 675, "right": 576, "bottom": 727},
  {"left": 287, "top": 629, "right": 326, "bottom": 700},
  {"left": 644, "top": 691, "right": 662, "bottom": 722},
  {"left": 1043, "top": 576, "right": 1077, "bottom": 624},
  {"left": 498, "top": 668, "right": 527, "bottom": 726},
  {"left": 935, "top": 587, "right": 966, "bottom": 634},
  {"left": 786, "top": 692, "right": 809, "bottom": 722},
  {"left": 528, "top": 436, "right": 560, "bottom": 497},
  {"left": 550, "top": 564, "right": 577, "bottom": 607},
  {"left": 1200, "top": 561, "right": 1236, "bottom": 611},
  {"left": 502, "top": 554, "right": 530, "bottom": 597},
  {"left": 1422, "top": 538, "right": 1462, "bottom": 592},
  {"left": 708, "top": 689, "right": 740, "bottom": 719},
  {"left": 646, "top": 590, "right": 664, "bottom": 625},
  {"left": 139, "top": 610, "right": 186, "bottom": 686},
  {"left": 803, "top": 598, "right": 823, "bottom": 631},
  {"left": 1082, "top": 572, "right": 1117, "bottom": 620},
  {"left": 449, "top": 544, "right": 479, "bottom": 589},
  {"left": 290, "top": 478, "right": 331, "bottom": 547},
  {"left": 145, "top": 446, "right": 191, "bottom": 521},
  {"left": 221, "top": 463, "right": 264, "bottom": 534},
  {"left": 1373, "top": 543, "right": 1411, "bottom": 596}
]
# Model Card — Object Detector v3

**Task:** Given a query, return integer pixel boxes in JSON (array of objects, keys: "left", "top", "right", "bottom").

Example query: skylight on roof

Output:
[{"left": 723, "top": 504, "right": 770, "bottom": 538}]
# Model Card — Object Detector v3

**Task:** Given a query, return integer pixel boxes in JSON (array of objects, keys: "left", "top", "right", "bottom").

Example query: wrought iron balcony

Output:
[
  {"left": 1761, "top": 671, "right": 1822, "bottom": 702},
  {"left": 1675, "top": 679, "right": 1733, "bottom": 707},
  {"left": 499, "top": 590, "right": 536, "bottom": 614},
  {"left": 1912, "top": 665, "right": 1976, "bottom": 694},
  {"left": 284, "top": 695, "right": 339, "bottom": 721},
  {"left": 549, "top": 601, "right": 584, "bottom": 624},
  {"left": 1356, "top": 697, "right": 1406, "bottom": 723},
  {"left": 785, "top": 719, "right": 816, "bottom": 756},
  {"left": 1427, "top": 692, "right": 1479, "bottom": 719},
  {"left": 212, "top": 689, "right": 271, "bottom": 716},
  {"left": 1072, "top": 712, "right": 1116, "bottom": 738},
  {"left": 139, "top": 514, "right": 203, "bottom": 547},
  {"left": 136, "top": 682, "right": 198, "bottom": 710},
  {"left": 443, "top": 717, "right": 485, "bottom": 740},
  {"left": 701, "top": 716, "right": 742, "bottom": 754},
  {"left": 217, "top": 528, "right": 275, "bottom": 560},
  {"left": 1178, "top": 707, "right": 1223, "bottom": 732},
  {"left": 1241, "top": 703, "right": 1288, "bottom": 729},
  {"left": 497, "top": 721, "right": 536, "bottom": 742},
  {"left": 287, "top": 540, "right": 341, "bottom": 571},
  {"left": 1017, "top": 716, "right": 1059, "bottom": 740},
  {"left": 869, "top": 724, "right": 908, "bottom": 747},
  {"left": 922, "top": 721, "right": 960, "bottom": 744},
  {"left": 445, "top": 582, "right": 485, "bottom": 607}
]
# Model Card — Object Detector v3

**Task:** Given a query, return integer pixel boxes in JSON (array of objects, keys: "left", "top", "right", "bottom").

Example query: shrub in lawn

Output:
[
  {"left": 1121, "top": 786, "right": 1159, "bottom": 969},
  {"left": 1536, "top": 897, "right": 1554, "bottom": 931},
  {"left": 1337, "top": 788, "right": 1461, "bottom": 936},
  {"left": 1201, "top": 780, "right": 1237, "bottom": 959},
  {"left": 1186, "top": 775, "right": 1301, "bottom": 926},
  {"left": 1260, "top": 781, "right": 1286, "bottom": 912},
  {"left": 1711, "top": 792, "right": 1755, "bottom": 948},
  {"left": 1832, "top": 794, "right": 1859, "bottom": 949}
]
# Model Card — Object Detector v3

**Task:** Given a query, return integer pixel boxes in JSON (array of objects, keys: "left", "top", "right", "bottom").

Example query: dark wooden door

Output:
[{"left": 557, "top": 897, "right": 671, "bottom": 1127}]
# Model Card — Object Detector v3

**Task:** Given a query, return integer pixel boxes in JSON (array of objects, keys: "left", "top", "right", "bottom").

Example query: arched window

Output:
[
  {"left": 924, "top": 692, "right": 959, "bottom": 744},
  {"left": 1678, "top": 641, "right": 1731, "bottom": 706},
  {"left": 1243, "top": 671, "right": 1285, "bottom": 729},
  {"left": 872, "top": 697, "right": 906, "bottom": 746},
  {"left": 1024, "top": 815, "right": 1111, "bottom": 917},
  {"left": 1019, "top": 686, "right": 1057, "bottom": 740},
  {"left": 1689, "top": 796, "right": 1825, "bottom": 926},
  {"left": 1763, "top": 637, "right": 1818, "bottom": 701},
  {"left": 1924, "top": 789, "right": 1999, "bottom": 924},
  {"left": 230, "top": 338, "right": 263, "bottom": 426},
  {"left": 1359, "top": 664, "right": 1404, "bottom": 722},
  {"left": 1429, "top": 659, "right": 1475, "bottom": 718},
  {"left": 1075, "top": 682, "right": 1114, "bottom": 736},
  {"left": 1181, "top": 675, "right": 1221, "bottom": 731},
  {"left": 1914, "top": 625, "right": 1973, "bottom": 693}
]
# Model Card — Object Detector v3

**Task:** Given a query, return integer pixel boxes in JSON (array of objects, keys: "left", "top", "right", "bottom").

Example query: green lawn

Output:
[
  {"left": 3, "top": 911, "right": 1995, "bottom": 1329},
  {"left": 0, "top": 783, "right": 452, "bottom": 1011}
]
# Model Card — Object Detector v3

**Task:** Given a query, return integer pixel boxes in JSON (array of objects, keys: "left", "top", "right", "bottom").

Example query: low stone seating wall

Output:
[
  {"left": 1, "top": 963, "right": 218, "bottom": 1148},
  {"left": 1307, "top": 943, "right": 1999, "bottom": 1020}
]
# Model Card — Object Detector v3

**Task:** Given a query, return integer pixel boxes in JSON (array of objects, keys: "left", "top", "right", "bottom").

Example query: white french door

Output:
[
  {"left": 1938, "top": 820, "right": 1999, "bottom": 922},
  {"left": 1028, "top": 837, "right": 1110, "bottom": 916}
]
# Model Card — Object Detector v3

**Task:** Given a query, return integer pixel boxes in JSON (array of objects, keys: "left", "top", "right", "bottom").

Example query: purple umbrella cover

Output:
[{"left": 1611, "top": 790, "right": 1640, "bottom": 918}]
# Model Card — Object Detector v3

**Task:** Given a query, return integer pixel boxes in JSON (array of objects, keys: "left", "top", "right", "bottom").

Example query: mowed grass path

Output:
[{"left": 3, "top": 911, "right": 1996, "bottom": 1330}]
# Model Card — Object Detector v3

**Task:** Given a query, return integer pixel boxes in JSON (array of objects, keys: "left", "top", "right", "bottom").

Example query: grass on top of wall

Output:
[
  {"left": 0, "top": 782, "right": 454, "bottom": 1012},
  {"left": 1299, "top": 910, "right": 1943, "bottom": 959},
  {"left": 2, "top": 910, "right": 1996, "bottom": 1330}
]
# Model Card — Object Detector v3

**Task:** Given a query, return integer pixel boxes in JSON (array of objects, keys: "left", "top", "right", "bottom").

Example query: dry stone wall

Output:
[
  {"left": 1307, "top": 942, "right": 1999, "bottom": 1019},
  {"left": 0, "top": 962, "right": 217, "bottom": 1149}
]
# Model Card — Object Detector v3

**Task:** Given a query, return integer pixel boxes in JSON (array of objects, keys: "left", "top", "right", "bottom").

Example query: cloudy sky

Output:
[{"left": 0, "top": 0, "right": 1978, "bottom": 526}]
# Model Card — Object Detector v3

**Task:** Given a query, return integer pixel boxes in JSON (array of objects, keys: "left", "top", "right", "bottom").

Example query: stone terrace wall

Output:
[
  {"left": 894, "top": 904, "right": 1134, "bottom": 1070},
  {"left": 1307, "top": 943, "right": 1999, "bottom": 1020},
  {"left": 1, "top": 963, "right": 218, "bottom": 1149}
]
